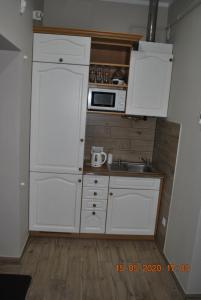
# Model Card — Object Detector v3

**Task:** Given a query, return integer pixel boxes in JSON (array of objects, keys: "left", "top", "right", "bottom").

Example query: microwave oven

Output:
[{"left": 88, "top": 87, "right": 126, "bottom": 112}]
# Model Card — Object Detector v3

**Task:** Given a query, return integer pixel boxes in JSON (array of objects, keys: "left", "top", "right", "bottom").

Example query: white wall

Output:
[
  {"left": 0, "top": 0, "right": 33, "bottom": 257},
  {"left": 164, "top": 1, "right": 201, "bottom": 295},
  {"left": 43, "top": 0, "right": 168, "bottom": 42}
]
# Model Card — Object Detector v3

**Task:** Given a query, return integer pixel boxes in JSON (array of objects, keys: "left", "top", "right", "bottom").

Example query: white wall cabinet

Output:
[
  {"left": 106, "top": 176, "right": 160, "bottom": 235},
  {"left": 126, "top": 42, "right": 173, "bottom": 117},
  {"left": 33, "top": 33, "right": 91, "bottom": 65},
  {"left": 29, "top": 172, "right": 82, "bottom": 232},
  {"left": 30, "top": 62, "right": 89, "bottom": 174}
]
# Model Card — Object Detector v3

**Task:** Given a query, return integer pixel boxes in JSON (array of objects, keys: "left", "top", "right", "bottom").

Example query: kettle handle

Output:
[{"left": 100, "top": 152, "right": 107, "bottom": 165}]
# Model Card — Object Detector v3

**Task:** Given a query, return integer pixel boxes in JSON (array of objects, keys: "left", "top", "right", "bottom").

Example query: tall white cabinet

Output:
[
  {"left": 29, "top": 34, "right": 91, "bottom": 232},
  {"left": 30, "top": 63, "right": 88, "bottom": 174}
]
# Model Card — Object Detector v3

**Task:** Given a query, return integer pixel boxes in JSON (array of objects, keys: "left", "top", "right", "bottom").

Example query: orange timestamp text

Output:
[{"left": 115, "top": 263, "right": 190, "bottom": 273}]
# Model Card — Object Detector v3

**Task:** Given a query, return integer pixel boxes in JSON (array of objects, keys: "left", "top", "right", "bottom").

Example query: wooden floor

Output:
[{"left": 0, "top": 237, "right": 185, "bottom": 300}]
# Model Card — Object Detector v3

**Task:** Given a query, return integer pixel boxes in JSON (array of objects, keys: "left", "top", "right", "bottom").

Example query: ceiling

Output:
[{"left": 100, "top": 0, "right": 174, "bottom": 7}]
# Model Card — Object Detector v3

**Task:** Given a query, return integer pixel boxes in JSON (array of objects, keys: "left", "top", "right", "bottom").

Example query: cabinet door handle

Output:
[
  {"left": 80, "top": 138, "right": 84, "bottom": 142},
  {"left": 94, "top": 192, "right": 97, "bottom": 196},
  {"left": 92, "top": 211, "right": 96, "bottom": 215},
  {"left": 169, "top": 58, "right": 173, "bottom": 62},
  {"left": 94, "top": 180, "right": 98, "bottom": 184},
  {"left": 110, "top": 192, "right": 113, "bottom": 196},
  {"left": 79, "top": 167, "right": 82, "bottom": 171},
  {"left": 93, "top": 204, "right": 96, "bottom": 208},
  {"left": 78, "top": 179, "right": 82, "bottom": 183},
  {"left": 59, "top": 58, "right": 63, "bottom": 62}
]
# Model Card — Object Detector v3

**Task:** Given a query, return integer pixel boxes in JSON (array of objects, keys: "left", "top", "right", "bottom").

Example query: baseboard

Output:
[
  {"left": 30, "top": 231, "right": 154, "bottom": 240},
  {"left": 0, "top": 256, "right": 20, "bottom": 264}
]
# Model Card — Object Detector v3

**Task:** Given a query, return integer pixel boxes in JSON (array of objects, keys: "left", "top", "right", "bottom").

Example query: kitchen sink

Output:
[
  {"left": 127, "top": 163, "right": 153, "bottom": 173},
  {"left": 109, "top": 162, "right": 128, "bottom": 171},
  {"left": 109, "top": 162, "right": 154, "bottom": 173}
]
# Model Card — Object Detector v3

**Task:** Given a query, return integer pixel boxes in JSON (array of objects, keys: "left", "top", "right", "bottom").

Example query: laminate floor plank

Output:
[{"left": 0, "top": 237, "right": 185, "bottom": 300}]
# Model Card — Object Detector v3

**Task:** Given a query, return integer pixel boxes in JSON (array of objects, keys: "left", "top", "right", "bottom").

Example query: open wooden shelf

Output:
[
  {"left": 91, "top": 40, "right": 133, "bottom": 48},
  {"left": 88, "top": 82, "right": 128, "bottom": 89},
  {"left": 87, "top": 110, "right": 125, "bottom": 116},
  {"left": 90, "top": 62, "right": 129, "bottom": 68}
]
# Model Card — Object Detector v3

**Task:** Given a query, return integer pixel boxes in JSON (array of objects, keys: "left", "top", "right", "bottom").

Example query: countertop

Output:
[{"left": 83, "top": 162, "right": 164, "bottom": 178}]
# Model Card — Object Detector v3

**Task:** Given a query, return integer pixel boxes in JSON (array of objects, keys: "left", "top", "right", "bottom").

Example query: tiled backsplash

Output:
[
  {"left": 153, "top": 119, "right": 180, "bottom": 251},
  {"left": 84, "top": 113, "right": 156, "bottom": 162}
]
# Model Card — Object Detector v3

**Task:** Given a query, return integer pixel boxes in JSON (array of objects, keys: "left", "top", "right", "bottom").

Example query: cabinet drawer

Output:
[
  {"left": 80, "top": 210, "right": 106, "bottom": 233},
  {"left": 82, "top": 199, "right": 107, "bottom": 211},
  {"left": 83, "top": 175, "right": 109, "bottom": 188},
  {"left": 33, "top": 33, "right": 91, "bottom": 65},
  {"left": 82, "top": 186, "right": 108, "bottom": 199},
  {"left": 110, "top": 176, "right": 160, "bottom": 190}
]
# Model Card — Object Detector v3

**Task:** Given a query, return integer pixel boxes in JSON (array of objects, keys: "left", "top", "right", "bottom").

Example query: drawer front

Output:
[
  {"left": 80, "top": 210, "right": 106, "bottom": 233},
  {"left": 82, "top": 186, "right": 108, "bottom": 199},
  {"left": 109, "top": 176, "right": 160, "bottom": 190},
  {"left": 83, "top": 175, "right": 109, "bottom": 188},
  {"left": 82, "top": 199, "right": 107, "bottom": 211},
  {"left": 33, "top": 33, "right": 91, "bottom": 65}
]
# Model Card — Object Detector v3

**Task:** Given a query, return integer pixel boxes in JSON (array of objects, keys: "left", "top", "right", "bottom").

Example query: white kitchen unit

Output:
[
  {"left": 29, "top": 173, "right": 82, "bottom": 232},
  {"left": 106, "top": 176, "right": 160, "bottom": 235},
  {"left": 29, "top": 33, "right": 91, "bottom": 233},
  {"left": 126, "top": 41, "right": 173, "bottom": 117},
  {"left": 80, "top": 175, "right": 109, "bottom": 233},
  {"left": 33, "top": 33, "right": 91, "bottom": 65},
  {"left": 30, "top": 62, "right": 89, "bottom": 174}
]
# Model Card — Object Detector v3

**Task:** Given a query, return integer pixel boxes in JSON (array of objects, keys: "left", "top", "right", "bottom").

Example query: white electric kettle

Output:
[{"left": 91, "top": 151, "right": 107, "bottom": 167}]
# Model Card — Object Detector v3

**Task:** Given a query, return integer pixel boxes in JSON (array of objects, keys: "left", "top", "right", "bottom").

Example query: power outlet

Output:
[
  {"left": 33, "top": 10, "right": 44, "bottom": 21},
  {"left": 162, "top": 217, "right": 167, "bottom": 227}
]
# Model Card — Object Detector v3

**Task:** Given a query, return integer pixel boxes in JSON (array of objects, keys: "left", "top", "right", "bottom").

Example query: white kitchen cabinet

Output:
[
  {"left": 106, "top": 176, "right": 160, "bottom": 235},
  {"left": 29, "top": 172, "right": 82, "bottom": 232},
  {"left": 80, "top": 211, "right": 106, "bottom": 233},
  {"left": 33, "top": 33, "right": 91, "bottom": 65},
  {"left": 126, "top": 42, "right": 173, "bottom": 117},
  {"left": 30, "top": 62, "right": 89, "bottom": 174}
]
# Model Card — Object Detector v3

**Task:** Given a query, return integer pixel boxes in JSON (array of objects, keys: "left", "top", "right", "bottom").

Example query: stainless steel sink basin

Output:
[
  {"left": 109, "top": 162, "right": 128, "bottom": 171},
  {"left": 127, "top": 163, "right": 153, "bottom": 173},
  {"left": 109, "top": 162, "right": 154, "bottom": 173}
]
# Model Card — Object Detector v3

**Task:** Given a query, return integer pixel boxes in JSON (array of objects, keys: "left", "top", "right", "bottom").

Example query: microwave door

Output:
[{"left": 89, "top": 91, "right": 116, "bottom": 111}]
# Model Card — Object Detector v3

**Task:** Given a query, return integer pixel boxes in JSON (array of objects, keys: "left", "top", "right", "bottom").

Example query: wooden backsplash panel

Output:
[
  {"left": 153, "top": 119, "right": 180, "bottom": 251},
  {"left": 85, "top": 113, "right": 156, "bottom": 162}
]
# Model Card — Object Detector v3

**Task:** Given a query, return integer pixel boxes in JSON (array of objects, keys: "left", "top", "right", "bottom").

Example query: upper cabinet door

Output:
[
  {"left": 126, "top": 51, "right": 173, "bottom": 117},
  {"left": 30, "top": 62, "right": 89, "bottom": 174},
  {"left": 33, "top": 33, "right": 91, "bottom": 65}
]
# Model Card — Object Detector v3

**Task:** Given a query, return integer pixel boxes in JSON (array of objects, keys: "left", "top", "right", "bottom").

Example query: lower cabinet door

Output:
[
  {"left": 29, "top": 172, "right": 82, "bottom": 232},
  {"left": 80, "top": 211, "right": 106, "bottom": 233},
  {"left": 106, "top": 188, "right": 159, "bottom": 235}
]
